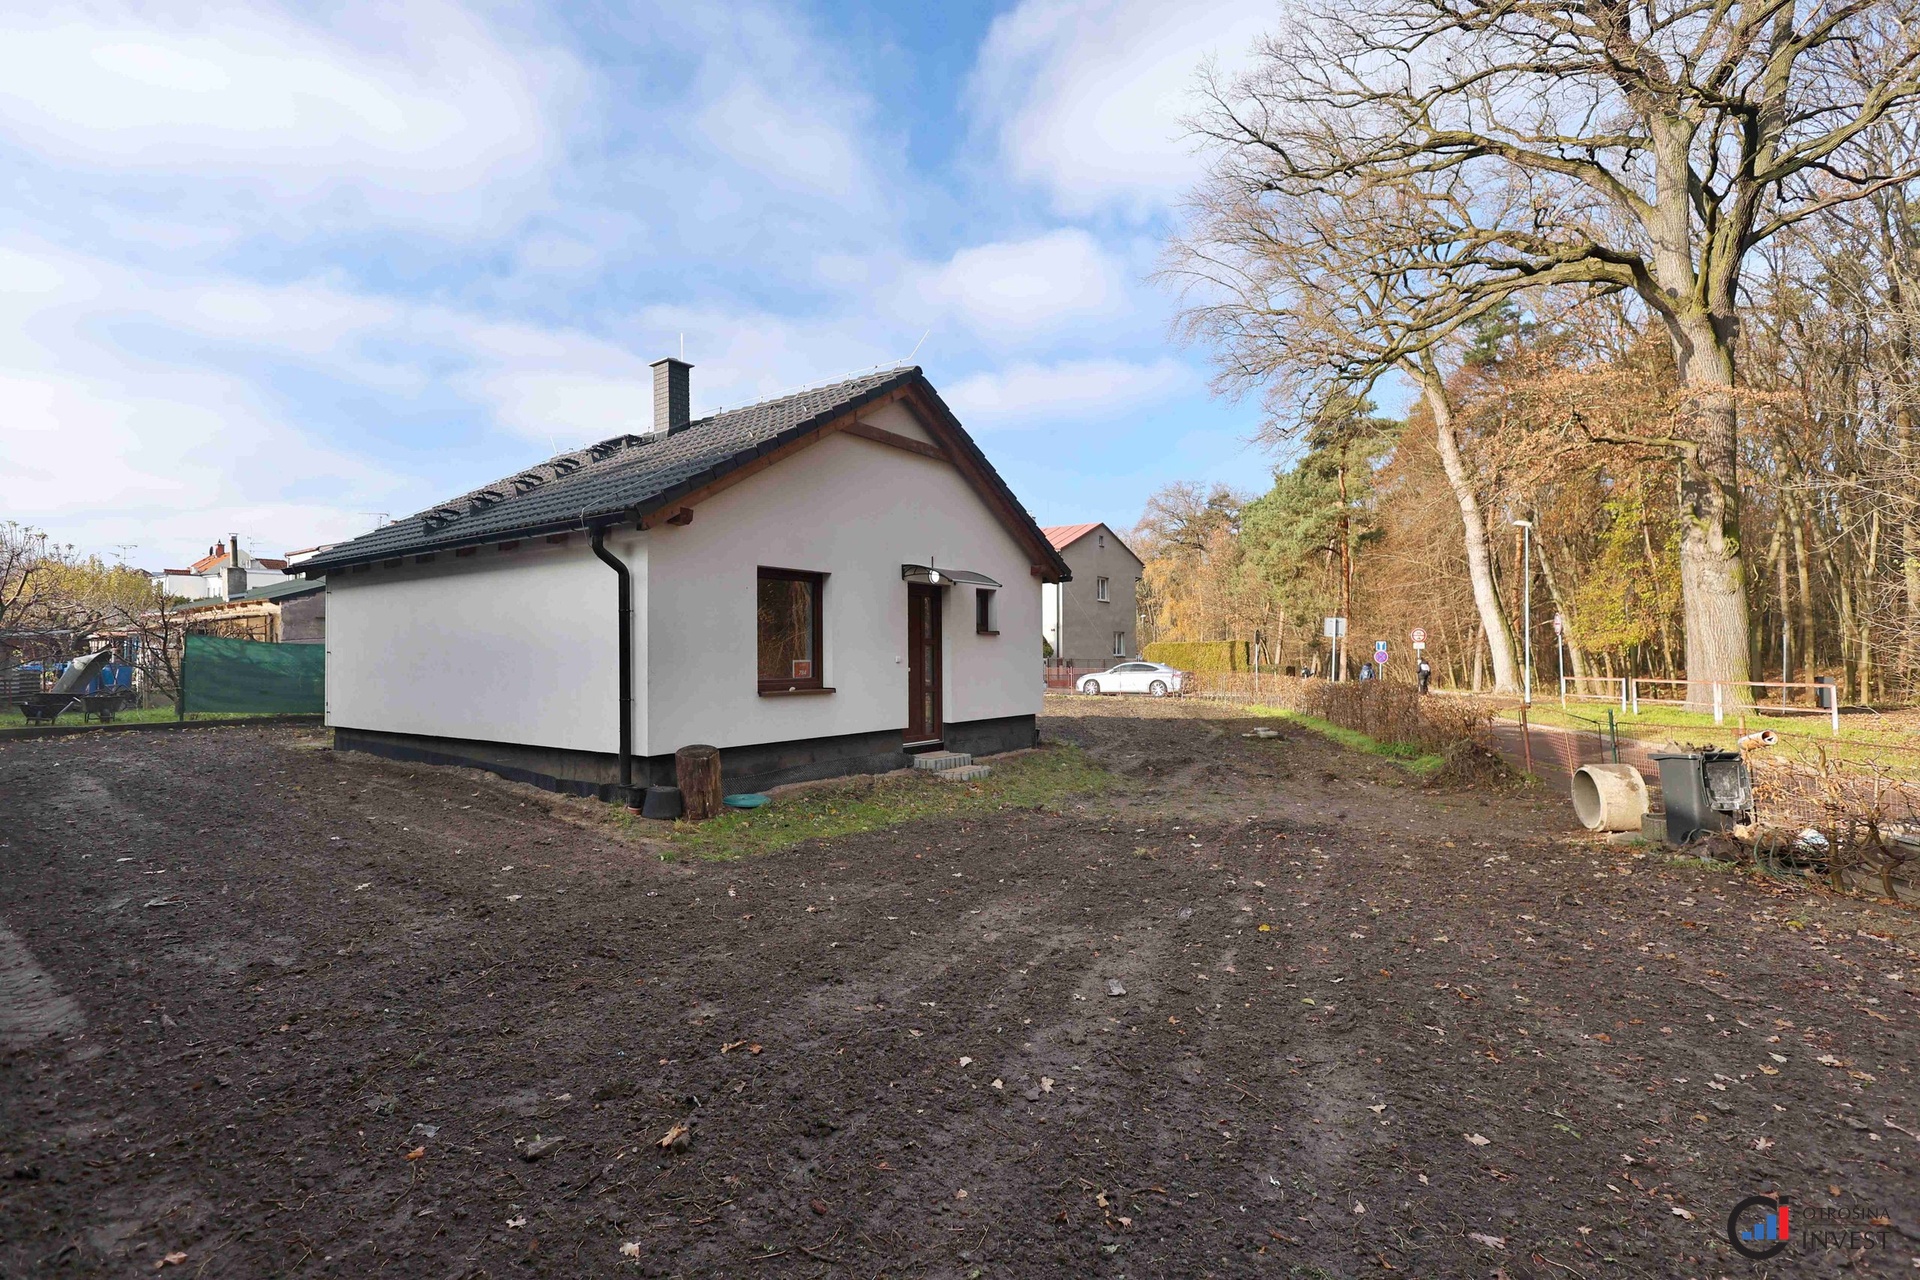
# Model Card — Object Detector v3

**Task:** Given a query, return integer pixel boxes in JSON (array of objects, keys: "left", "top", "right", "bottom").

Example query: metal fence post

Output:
[
  {"left": 1629, "top": 678, "right": 1639, "bottom": 716},
  {"left": 1832, "top": 691, "right": 1840, "bottom": 738}
]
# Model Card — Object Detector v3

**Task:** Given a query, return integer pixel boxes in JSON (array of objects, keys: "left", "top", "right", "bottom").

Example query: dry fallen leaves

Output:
[
  {"left": 157, "top": 1253, "right": 188, "bottom": 1269},
  {"left": 404, "top": 1146, "right": 426, "bottom": 1161},
  {"left": 619, "top": 1242, "right": 642, "bottom": 1258},
  {"left": 1465, "top": 1133, "right": 1491, "bottom": 1147},
  {"left": 1671, "top": 1206, "right": 1696, "bottom": 1222},
  {"left": 657, "top": 1120, "right": 692, "bottom": 1151},
  {"left": 1467, "top": 1233, "right": 1506, "bottom": 1251}
]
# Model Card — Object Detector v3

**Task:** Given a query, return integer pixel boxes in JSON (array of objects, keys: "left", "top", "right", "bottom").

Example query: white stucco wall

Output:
[
  {"left": 640, "top": 426, "right": 1039, "bottom": 755},
  {"left": 324, "top": 410, "right": 1041, "bottom": 758},
  {"left": 325, "top": 532, "right": 645, "bottom": 753}
]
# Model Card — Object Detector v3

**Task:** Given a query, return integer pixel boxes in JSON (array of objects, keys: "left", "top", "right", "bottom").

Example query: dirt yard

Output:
[{"left": 2, "top": 699, "right": 1917, "bottom": 1278}]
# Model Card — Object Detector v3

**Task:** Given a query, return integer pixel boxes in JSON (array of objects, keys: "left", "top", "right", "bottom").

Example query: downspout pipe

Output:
[{"left": 589, "top": 524, "right": 636, "bottom": 805}]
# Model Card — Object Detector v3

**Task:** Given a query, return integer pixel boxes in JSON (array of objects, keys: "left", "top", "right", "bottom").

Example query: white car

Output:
[{"left": 1075, "top": 661, "right": 1186, "bottom": 697}]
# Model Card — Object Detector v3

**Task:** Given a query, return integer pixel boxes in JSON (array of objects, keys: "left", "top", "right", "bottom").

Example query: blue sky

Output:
[{"left": 0, "top": 0, "right": 1293, "bottom": 569}]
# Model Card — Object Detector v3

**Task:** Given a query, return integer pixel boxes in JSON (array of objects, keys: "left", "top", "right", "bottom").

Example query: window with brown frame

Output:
[
  {"left": 975, "top": 588, "right": 998, "bottom": 635},
  {"left": 757, "top": 568, "right": 825, "bottom": 692}
]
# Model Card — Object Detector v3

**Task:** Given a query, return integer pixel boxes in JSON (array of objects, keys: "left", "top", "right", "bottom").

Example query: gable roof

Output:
[
  {"left": 301, "top": 367, "right": 1070, "bottom": 579},
  {"left": 1040, "top": 522, "right": 1142, "bottom": 565}
]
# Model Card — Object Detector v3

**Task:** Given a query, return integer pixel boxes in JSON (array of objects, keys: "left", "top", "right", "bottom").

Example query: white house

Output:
[
  {"left": 159, "top": 538, "right": 291, "bottom": 601},
  {"left": 297, "top": 361, "right": 1071, "bottom": 801}
]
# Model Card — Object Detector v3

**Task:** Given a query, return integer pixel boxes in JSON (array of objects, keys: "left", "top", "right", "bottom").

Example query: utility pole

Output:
[{"left": 1512, "top": 518, "right": 1533, "bottom": 706}]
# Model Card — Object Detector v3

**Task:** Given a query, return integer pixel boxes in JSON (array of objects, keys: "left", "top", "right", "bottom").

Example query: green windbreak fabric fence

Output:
[{"left": 181, "top": 635, "right": 325, "bottom": 714}]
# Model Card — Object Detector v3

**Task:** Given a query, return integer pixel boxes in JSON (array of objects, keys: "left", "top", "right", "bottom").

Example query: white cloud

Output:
[
  {"left": 910, "top": 229, "right": 1129, "bottom": 339},
  {"left": 0, "top": 0, "right": 571, "bottom": 227},
  {"left": 0, "top": 236, "right": 914, "bottom": 567},
  {"left": 943, "top": 357, "right": 1189, "bottom": 429},
  {"left": 0, "top": 247, "right": 403, "bottom": 565},
  {"left": 696, "top": 79, "right": 875, "bottom": 200},
  {"left": 674, "top": 3, "right": 894, "bottom": 211},
  {"left": 968, "top": 0, "right": 1273, "bottom": 217}
]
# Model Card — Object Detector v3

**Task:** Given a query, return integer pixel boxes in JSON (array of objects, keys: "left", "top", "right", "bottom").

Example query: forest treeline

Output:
[{"left": 1140, "top": 0, "right": 1920, "bottom": 707}]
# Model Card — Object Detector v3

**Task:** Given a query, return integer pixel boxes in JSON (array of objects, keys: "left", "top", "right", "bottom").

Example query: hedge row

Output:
[{"left": 1142, "top": 640, "right": 1251, "bottom": 673}]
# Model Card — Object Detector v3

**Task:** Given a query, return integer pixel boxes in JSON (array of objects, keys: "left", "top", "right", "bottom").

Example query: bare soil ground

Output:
[{"left": 2, "top": 698, "right": 1917, "bottom": 1278}]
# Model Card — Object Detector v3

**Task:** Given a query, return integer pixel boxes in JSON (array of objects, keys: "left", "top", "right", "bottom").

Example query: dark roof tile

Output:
[
  {"left": 301, "top": 367, "right": 1067, "bottom": 578},
  {"left": 303, "top": 367, "right": 916, "bottom": 572}
]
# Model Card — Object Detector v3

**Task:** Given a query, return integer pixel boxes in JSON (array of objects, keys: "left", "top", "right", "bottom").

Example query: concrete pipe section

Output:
[{"left": 1571, "top": 763, "right": 1649, "bottom": 832}]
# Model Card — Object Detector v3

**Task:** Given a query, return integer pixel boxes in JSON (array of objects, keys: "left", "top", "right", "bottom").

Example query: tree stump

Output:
[{"left": 675, "top": 744, "right": 723, "bottom": 821}]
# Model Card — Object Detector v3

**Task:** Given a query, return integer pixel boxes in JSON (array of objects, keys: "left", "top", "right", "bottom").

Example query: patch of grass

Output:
[
  {"left": 1663, "top": 853, "right": 1742, "bottom": 873},
  {"left": 0, "top": 706, "right": 291, "bottom": 730},
  {"left": 651, "top": 744, "right": 1116, "bottom": 861},
  {"left": 1240, "top": 706, "right": 1446, "bottom": 775}
]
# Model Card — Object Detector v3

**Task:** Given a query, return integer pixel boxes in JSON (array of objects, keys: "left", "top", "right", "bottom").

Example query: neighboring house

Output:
[
  {"left": 296, "top": 360, "right": 1071, "bottom": 800},
  {"left": 159, "top": 537, "right": 291, "bottom": 601},
  {"left": 176, "top": 577, "right": 327, "bottom": 644},
  {"left": 283, "top": 543, "right": 338, "bottom": 570},
  {"left": 1040, "top": 523, "right": 1144, "bottom": 665}
]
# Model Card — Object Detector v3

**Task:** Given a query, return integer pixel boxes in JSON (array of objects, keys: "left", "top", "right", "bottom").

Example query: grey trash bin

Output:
[
  {"left": 1813, "top": 675, "right": 1836, "bottom": 710},
  {"left": 1651, "top": 750, "right": 1752, "bottom": 844}
]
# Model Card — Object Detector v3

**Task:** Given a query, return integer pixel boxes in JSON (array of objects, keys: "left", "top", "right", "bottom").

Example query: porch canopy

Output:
[{"left": 900, "top": 564, "right": 1001, "bottom": 588}]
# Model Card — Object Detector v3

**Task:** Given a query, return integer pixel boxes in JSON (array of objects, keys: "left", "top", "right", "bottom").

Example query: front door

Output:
[{"left": 906, "top": 583, "right": 943, "bottom": 745}]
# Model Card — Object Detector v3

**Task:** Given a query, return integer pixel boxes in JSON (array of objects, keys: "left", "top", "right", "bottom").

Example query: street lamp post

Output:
[{"left": 1512, "top": 518, "right": 1533, "bottom": 706}]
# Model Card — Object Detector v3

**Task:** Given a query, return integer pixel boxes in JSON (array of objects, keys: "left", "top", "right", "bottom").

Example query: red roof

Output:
[
  {"left": 1040, "top": 522, "right": 1141, "bottom": 563},
  {"left": 180, "top": 549, "right": 288, "bottom": 574},
  {"left": 1041, "top": 522, "right": 1101, "bottom": 551}
]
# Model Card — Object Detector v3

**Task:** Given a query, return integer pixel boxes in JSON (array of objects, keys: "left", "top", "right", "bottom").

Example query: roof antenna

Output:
[{"left": 907, "top": 329, "right": 930, "bottom": 363}]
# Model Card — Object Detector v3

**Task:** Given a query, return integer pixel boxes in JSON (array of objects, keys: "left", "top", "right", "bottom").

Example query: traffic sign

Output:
[
  {"left": 1323, "top": 616, "right": 1347, "bottom": 638},
  {"left": 1411, "top": 627, "right": 1428, "bottom": 645},
  {"left": 1373, "top": 641, "right": 1388, "bottom": 655}
]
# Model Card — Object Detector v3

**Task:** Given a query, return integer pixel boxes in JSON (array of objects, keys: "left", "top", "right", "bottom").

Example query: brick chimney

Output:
[{"left": 650, "top": 357, "right": 691, "bottom": 435}]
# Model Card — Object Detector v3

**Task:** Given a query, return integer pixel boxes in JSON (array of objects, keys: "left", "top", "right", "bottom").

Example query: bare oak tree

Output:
[
  {"left": 1165, "top": 178, "right": 1529, "bottom": 692},
  {"left": 1189, "top": 0, "right": 1920, "bottom": 703}
]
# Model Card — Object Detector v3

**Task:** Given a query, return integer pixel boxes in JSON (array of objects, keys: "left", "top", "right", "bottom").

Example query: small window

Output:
[
  {"left": 1096, "top": 576, "right": 1110, "bottom": 602},
  {"left": 757, "top": 568, "right": 824, "bottom": 691},
  {"left": 975, "top": 588, "right": 998, "bottom": 634},
  {"left": 1112, "top": 631, "right": 1126, "bottom": 656},
  {"left": 1098, "top": 532, "right": 1106, "bottom": 549}
]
